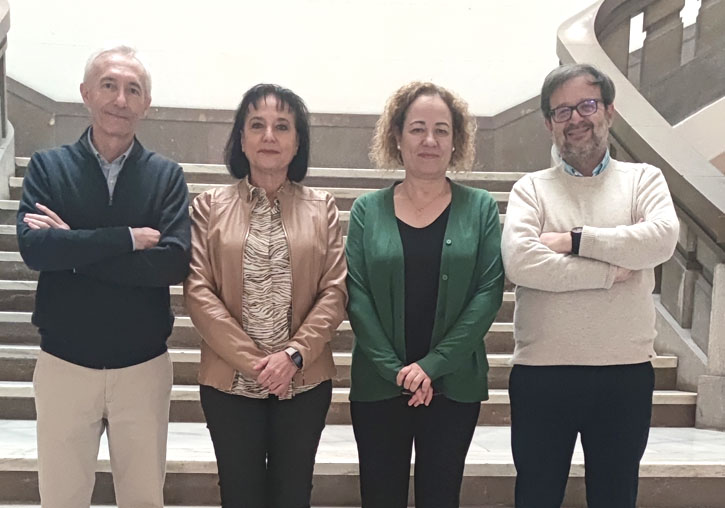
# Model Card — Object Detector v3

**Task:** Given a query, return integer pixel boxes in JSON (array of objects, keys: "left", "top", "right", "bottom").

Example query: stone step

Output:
[
  {"left": 0, "top": 345, "right": 679, "bottom": 391},
  {"left": 14, "top": 157, "right": 525, "bottom": 192},
  {"left": 0, "top": 280, "right": 517, "bottom": 321},
  {"left": 0, "top": 252, "right": 526, "bottom": 302},
  {"left": 0, "top": 224, "right": 512, "bottom": 262},
  {"left": 0, "top": 420, "right": 723, "bottom": 507},
  {"left": 0, "top": 205, "right": 508, "bottom": 239},
  {"left": 1, "top": 202, "right": 508, "bottom": 236},
  {"left": 0, "top": 253, "right": 35, "bottom": 280},
  {"left": 0, "top": 312, "right": 516, "bottom": 352},
  {"left": 0, "top": 226, "right": 16, "bottom": 252},
  {"left": 0, "top": 201, "right": 16, "bottom": 225},
  {"left": 7, "top": 177, "right": 510, "bottom": 213},
  {"left": 0, "top": 252, "right": 515, "bottom": 302},
  {"left": 0, "top": 382, "right": 697, "bottom": 427}
]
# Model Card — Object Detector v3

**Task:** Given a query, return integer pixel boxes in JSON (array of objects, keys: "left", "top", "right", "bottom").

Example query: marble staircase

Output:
[{"left": 0, "top": 157, "right": 722, "bottom": 507}]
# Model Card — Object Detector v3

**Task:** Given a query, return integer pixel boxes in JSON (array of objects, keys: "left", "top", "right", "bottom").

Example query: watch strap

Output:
[{"left": 570, "top": 227, "right": 583, "bottom": 255}]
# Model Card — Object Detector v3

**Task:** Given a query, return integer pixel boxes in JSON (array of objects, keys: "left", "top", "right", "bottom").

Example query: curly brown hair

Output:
[{"left": 370, "top": 81, "right": 476, "bottom": 170}]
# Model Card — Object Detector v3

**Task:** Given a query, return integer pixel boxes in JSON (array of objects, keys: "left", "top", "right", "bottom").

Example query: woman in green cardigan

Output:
[{"left": 346, "top": 81, "right": 505, "bottom": 508}]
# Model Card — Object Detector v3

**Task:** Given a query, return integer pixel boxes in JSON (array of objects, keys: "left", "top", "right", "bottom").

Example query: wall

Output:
[
  {"left": 674, "top": 96, "right": 725, "bottom": 172},
  {"left": 7, "top": 0, "right": 592, "bottom": 116},
  {"left": 9, "top": 78, "right": 553, "bottom": 170}
]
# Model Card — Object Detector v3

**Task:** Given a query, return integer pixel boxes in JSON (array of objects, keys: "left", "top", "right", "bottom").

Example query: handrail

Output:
[
  {"left": 0, "top": 1, "right": 8, "bottom": 42},
  {"left": 557, "top": 0, "right": 725, "bottom": 251},
  {"left": 0, "top": 0, "right": 9, "bottom": 139}
]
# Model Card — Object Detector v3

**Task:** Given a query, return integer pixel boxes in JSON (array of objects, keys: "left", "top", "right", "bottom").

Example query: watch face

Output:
[{"left": 291, "top": 352, "right": 303, "bottom": 368}]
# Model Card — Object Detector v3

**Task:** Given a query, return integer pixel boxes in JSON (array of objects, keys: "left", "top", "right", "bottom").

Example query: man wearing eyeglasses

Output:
[{"left": 501, "top": 64, "right": 679, "bottom": 508}]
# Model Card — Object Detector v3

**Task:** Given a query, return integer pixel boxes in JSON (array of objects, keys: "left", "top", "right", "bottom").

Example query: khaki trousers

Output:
[{"left": 33, "top": 350, "right": 173, "bottom": 508}]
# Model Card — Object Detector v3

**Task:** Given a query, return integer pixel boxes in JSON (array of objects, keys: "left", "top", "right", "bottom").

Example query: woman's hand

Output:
[
  {"left": 254, "top": 351, "right": 299, "bottom": 397},
  {"left": 408, "top": 385, "right": 434, "bottom": 407},
  {"left": 396, "top": 362, "right": 431, "bottom": 394}
]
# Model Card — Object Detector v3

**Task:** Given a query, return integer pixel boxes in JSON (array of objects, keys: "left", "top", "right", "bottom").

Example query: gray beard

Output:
[{"left": 560, "top": 132, "right": 609, "bottom": 170}]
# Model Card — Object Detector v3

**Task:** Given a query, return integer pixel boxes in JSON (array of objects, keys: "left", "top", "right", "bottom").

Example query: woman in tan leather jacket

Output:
[{"left": 184, "top": 84, "right": 347, "bottom": 508}]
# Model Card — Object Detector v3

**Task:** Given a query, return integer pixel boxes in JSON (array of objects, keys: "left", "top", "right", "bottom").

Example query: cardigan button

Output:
[
  {"left": 445, "top": 239, "right": 452, "bottom": 245},
  {"left": 441, "top": 274, "right": 448, "bottom": 281}
]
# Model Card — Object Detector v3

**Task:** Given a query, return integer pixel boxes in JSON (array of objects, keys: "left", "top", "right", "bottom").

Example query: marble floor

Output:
[{"left": 1, "top": 421, "right": 724, "bottom": 478}]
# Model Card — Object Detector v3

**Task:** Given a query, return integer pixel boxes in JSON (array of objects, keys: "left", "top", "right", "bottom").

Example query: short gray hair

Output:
[
  {"left": 83, "top": 45, "right": 152, "bottom": 96},
  {"left": 540, "top": 63, "right": 615, "bottom": 118}
]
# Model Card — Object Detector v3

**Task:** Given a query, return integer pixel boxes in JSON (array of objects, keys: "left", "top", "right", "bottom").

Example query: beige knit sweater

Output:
[{"left": 501, "top": 159, "right": 679, "bottom": 365}]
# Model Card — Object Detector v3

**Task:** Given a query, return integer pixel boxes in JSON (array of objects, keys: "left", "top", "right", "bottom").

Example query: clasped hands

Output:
[
  {"left": 254, "top": 351, "right": 299, "bottom": 397},
  {"left": 23, "top": 203, "right": 161, "bottom": 250},
  {"left": 397, "top": 363, "right": 434, "bottom": 407}
]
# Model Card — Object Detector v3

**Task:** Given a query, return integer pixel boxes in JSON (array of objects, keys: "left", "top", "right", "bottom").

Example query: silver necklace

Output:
[{"left": 402, "top": 183, "right": 448, "bottom": 215}]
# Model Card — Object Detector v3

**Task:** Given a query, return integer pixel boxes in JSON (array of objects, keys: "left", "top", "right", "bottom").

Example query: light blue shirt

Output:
[
  {"left": 87, "top": 129, "right": 137, "bottom": 250},
  {"left": 87, "top": 129, "right": 134, "bottom": 199},
  {"left": 563, "top": 149, "right": 611, "bottom": 177}
]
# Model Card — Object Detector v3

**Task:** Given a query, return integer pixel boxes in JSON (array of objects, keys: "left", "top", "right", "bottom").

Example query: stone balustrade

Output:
[
  {"left": 558, "top": 0, "right": 725, "bottom": 429},
  {"left": 597, "top": 0, "right": 725, "bottom": 123},
  {"left": 0, "top": 1, "right": 12, "bottom": 200}
]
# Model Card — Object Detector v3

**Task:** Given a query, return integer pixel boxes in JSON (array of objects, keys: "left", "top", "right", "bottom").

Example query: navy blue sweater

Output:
[{"left": 17, "top": 129, "right": 191, "bottom": 368}]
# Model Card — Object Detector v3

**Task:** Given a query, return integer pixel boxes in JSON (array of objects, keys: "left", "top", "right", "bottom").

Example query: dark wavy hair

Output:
[{"left": 225, "top": 84, "right": 310, "bottom": 181}]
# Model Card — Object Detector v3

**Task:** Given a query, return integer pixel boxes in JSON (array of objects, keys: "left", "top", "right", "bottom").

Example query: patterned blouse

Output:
[{"left": 228, "top": 178, "right": 318, "bottom": 399}]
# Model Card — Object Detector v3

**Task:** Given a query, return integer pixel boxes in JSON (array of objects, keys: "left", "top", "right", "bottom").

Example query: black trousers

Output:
[
  {"left": 350, "top": 395, "right": 480, "bottom": 508},
  {"left": 509, "top": 362, "right": 654, "bottom": 508},
  {"left": 199, "top": 381, "right": 332, "bottom": 508}
]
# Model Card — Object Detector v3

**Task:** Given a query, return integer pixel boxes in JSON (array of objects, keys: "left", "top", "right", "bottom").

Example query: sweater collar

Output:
[
  {"left": 561, "top": 149, "right": 611, "bottom": 177},
  {"left": 78, "top": 126, "right": 145, "bottom": 163},
  {"left": 87, "top": 128, "right": 134, "bottom": 166}
]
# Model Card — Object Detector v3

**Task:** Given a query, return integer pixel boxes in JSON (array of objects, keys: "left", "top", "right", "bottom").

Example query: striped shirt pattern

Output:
[{"left": 228, "top": 179, "right": 317, "bottom": 399}]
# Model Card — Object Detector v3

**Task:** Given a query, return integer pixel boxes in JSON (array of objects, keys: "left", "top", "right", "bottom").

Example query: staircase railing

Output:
[
  {"left": 557, "top": 0, "right": 725, "bottom": 430},
  {"left": 0, "top": 0, "right": 12, "bottom": 200},
  {"left": 601, "top": 0, "right": 725, "bottom": 123}
]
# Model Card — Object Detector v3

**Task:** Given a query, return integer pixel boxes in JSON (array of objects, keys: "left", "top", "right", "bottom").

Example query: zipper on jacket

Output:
[
  {"left": 277, "top": 197, "right": 299, "bottom": 381},
  {"left": 108, "top": 161, "right": 129, "bottom": 206},
  {"left": 91, "top": 159, "right": 114, "bottom": 206},
  {"left": 239, "top": 193, "right": 256, "bottom": 334},
  {"left": 279, "top": 206, "right": 294, "bottom": 311}
]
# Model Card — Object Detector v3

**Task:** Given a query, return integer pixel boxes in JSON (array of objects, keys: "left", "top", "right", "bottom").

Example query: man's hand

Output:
[
  {"left": 253, "top": 351, "right": 298, "bottom": 397},
  {"left": 23, "top": 203, "right": 70, "bottom": 230},
  {"left": 614, "top": 266, "right": 633, "bottom": 283},
  {"left": 131, "top": 227, "right": 161, "bottom": 250},
  {"left": 396, "top": 362, "right": 431, "bottom": 394},
  {"left": 539, "top": 232, "right": 572, "bottom": 254}
]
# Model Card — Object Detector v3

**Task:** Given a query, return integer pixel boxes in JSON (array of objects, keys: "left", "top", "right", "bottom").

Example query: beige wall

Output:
[
  {"left": 9, "top": 79, "right": 552, "bottom": 171},
  {"left": 6, "top": 0, "right": 592, "bottom": 117},
  {"left": 674, "top": 96, "right": 725, "bottom": 168}
]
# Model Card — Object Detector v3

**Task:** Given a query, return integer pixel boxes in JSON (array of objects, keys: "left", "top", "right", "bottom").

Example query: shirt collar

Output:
[
  {"left": 562, "top": 149, "right": 611, "bottom": 177},
  {"left": 87, "top": 128, "right": 134, "bottom": 166},
  {"left": 244, "top": 176, "right": 290, "bottom": 202}
]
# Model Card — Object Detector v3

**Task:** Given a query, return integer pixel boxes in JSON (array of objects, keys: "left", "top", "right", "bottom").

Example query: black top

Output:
[
  {"left": 397, "top": 204, "right": 451, "bottom": 364},
  {"left": 17, "top": 127, "right": 191, "bottom": 369}
]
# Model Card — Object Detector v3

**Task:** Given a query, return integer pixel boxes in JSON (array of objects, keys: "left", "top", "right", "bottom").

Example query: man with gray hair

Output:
[
  {"left": 16, "top": 46, "right": 190, "bottom": 507},
  {"left": 501, "top": 63, "right": 679, "bottom": 507}
]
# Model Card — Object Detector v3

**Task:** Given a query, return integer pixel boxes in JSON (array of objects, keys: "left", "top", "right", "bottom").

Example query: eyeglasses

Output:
[{"left": 548, "top": 99, "right": 602, "bottom": 123}]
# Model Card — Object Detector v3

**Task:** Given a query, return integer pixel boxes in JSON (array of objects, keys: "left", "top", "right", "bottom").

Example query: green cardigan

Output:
[{"left": 346, "top": 181, "right": 504, "bottom": 403}]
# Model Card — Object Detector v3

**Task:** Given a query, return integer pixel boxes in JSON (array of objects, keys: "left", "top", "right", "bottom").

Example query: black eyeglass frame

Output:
[{"left": 548, "top": 98, "right": 604, "bottom": 123}]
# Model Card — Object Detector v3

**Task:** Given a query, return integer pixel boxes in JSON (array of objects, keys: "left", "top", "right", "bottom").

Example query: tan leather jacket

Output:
[{"left": 184, "top": 179, "right": 348, "bottom": 391}]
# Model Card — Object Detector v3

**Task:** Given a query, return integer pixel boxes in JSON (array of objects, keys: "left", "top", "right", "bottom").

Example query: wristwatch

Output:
[
  {"left": 570, "top": 227, "right": 583, "bottom": 255},
  {"left": 285, "top": 347, "right": 303, "bottom": 369}
]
